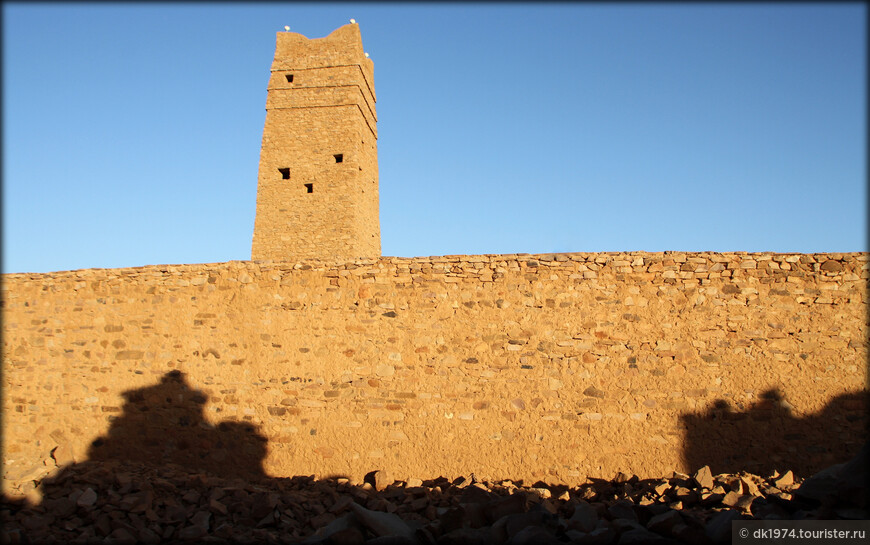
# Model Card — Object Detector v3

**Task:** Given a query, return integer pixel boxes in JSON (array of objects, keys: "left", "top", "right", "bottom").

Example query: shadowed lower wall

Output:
[{"left": 2, "top": 252, "right": 867, "bottom": 497}]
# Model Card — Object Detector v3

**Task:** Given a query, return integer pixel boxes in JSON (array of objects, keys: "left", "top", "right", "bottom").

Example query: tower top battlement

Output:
[{"left": 271, "top": 25, "right": 374, "bottom": 84}]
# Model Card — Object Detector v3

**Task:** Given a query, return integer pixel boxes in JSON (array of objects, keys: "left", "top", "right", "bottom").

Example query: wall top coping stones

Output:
[{"left": 2, "top": 251, "right": 867, "bottom": 281}]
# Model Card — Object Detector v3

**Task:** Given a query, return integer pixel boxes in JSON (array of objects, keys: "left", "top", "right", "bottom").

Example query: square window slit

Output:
[
  {"left": 286, "top": 74, "right": 294, "bottom": 83},
  {"left": 278, "top": 168, "right": 290, "bottom": 179},
  {"left": 334, "top": 154, "right": 343, "bottom": 163},
  {"left": 304, "top": 183, "right": 313, "bottom": 193}
]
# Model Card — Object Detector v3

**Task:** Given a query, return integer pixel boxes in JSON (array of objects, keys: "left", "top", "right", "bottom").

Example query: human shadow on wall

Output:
[
  {"left": 681, "top": 388, "right": 868, "bottom": 478},
  {"left": 3, "top": 374, "right": 869, "bottom": 542},
  {"left": 84, "top": 370, "right": 268, "bottom": 481},
  {"left": 3, "top": 370, "right": 466, "bottom": 543},
  {"left": 2, "top": 371, "right": 284, "bottom": 541}
]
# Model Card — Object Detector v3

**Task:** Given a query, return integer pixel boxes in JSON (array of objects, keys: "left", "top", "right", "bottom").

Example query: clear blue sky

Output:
[{"left": 3, "top": 3, "right": 866, "bottom": 273}]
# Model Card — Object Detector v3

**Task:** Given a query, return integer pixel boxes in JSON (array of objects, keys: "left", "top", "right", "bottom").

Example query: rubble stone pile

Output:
[{"left": 2, "top": 443, "right": 866, "bottom": 545}]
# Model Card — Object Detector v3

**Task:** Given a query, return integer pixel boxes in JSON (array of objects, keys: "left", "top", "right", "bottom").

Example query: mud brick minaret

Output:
[{"left": 251, "top": 23, "right": 379, "bottom": 261}]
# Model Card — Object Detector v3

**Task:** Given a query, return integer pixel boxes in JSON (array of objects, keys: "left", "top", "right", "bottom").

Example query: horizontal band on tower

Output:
[
  {"left": 270, "top": 63, "right": 376, "bottom": 103},
  {"left": 266, "top": 83, "right": 377, "bottom": 125},
  {"left": 264, "top": 103, "right": 377, "bottom": 140}
]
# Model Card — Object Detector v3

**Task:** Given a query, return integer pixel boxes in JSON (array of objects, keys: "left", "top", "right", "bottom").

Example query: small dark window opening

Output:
[
  {"left": 285, "top": 74, "right": 294, "bottom": 83},
  {"left": 278, "top": 168, "right": 290, "bottom": 179},
  {"left": 304, "top": 183, "right": 313, "bottom": 193},
  {"left": 334, "top": 154, "right": 343, "bottom": 163}
]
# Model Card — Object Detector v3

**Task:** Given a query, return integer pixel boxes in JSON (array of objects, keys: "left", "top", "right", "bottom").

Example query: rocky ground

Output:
[{"left": 2, "top": 443, "right": 866, "bottom": 545}]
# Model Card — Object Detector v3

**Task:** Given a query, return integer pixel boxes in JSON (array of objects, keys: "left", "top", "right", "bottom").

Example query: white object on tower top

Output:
[{"left": 350, "top": 18, "right": 356, "bottom": 24}]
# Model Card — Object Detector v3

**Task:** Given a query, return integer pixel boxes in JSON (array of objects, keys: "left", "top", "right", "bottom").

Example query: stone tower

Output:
[{"left": 251, "top": 24, "right": 379, "bottom": 261}]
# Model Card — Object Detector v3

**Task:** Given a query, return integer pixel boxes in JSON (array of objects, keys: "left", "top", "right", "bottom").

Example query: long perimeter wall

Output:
[{"left": 3, "top": 252, "right": 867, "bottom": 497}]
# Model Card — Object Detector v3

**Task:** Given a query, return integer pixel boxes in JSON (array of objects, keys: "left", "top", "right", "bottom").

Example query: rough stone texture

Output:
[
  {"left": 1, "top": 453, "right": 864, "bottom": 544},
  {"left": 2, "top": 251, "right": 867, "bottom": 498},
  {"left": 251, "top": 23, "right": 380, "bottom": 262}
]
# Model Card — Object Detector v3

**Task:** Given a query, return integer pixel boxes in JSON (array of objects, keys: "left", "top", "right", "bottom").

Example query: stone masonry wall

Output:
[{"left": 2, "top": 252, "right": 867, "bottom": 498}]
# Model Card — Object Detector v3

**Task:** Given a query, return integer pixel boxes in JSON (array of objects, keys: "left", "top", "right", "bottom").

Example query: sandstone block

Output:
[
  {"left": 364, "top": 469, "right": 392, "bottom": 491},
  {"left": 739, "top": 476, "right": 761, "bottom": 496},
  {"left": 583, "top": 387, "right": 606, "bottom": 398},
  {"left": 772, "top": 470, "right": 794, "bottom": 489},
  {"left": 349, "top": 502, "right": 415, "bottom": 538},
  {"left": 645, "top": 508, "right": 682, "bottom": 535},
  {"left": 376, "top": 364, "right": 395, "bottom": 377},
  {"left": 820, "top": 260, "right": 844, "bottom": 272},
  {"left": 704, "top": 509, "right": 740, "bottom": 544},
  {"left": 76, "top": 487, "right": 97, "bottom": 507},
  {"left": 692, "top": 466, "right": 714, "bottom": 489},
  {"left": 567, "top": 500, "right": 598, "bottom": 533}
]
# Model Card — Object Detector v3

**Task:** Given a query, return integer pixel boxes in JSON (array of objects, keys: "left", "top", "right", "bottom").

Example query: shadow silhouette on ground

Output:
[{"left": 681, "top": 388, "right": 868, "bottom": 478}]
